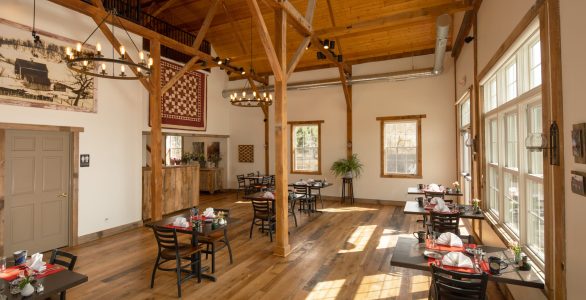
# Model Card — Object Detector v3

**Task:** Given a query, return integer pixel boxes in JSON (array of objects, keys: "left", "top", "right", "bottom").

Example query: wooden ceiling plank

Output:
[
  {"left": 222, "top": 1, "right": 248, "bottom": 54},
  {"left": 246, "top": 0, "right": 283, "bottom": 82},
  {"left": 287, "top": 0, "right": 316, "bottom": 76},
  {"left": 315, "top": 0, "right": 473, "bottom": 39},
  {"left": 192, "top": 0, "right": 222, "bottom": 50},
  {"left": 147, "top": 0, "right": 181, "bottom": 17}
]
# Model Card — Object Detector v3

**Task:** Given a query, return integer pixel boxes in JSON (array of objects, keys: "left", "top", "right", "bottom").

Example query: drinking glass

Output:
[{"left": 0, "top": 257, "right": 6, "bottom": 272}]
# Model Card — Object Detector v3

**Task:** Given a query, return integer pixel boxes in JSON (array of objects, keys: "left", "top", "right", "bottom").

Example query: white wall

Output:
[
  {"left": 0, "top": 0, "right": 143, "bottom": 236},
  {"left": 560, "top": 0, "right": 586, "bottom": 298},
  {"left": 226, "top": 54, "right": 457, "bottom": 201}
]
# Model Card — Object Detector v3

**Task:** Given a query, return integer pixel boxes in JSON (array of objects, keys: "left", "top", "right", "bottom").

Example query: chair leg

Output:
[
  {"left": 197, "top": 253, "right": 202, "bottom": 283},
  {"left": 269, "top": 221, "right": 273, "bottom": 242},
  {"left": 249, "top": 218, "right": 255, "bottom": 239},
  {"left": 224, "top": 233, "right": 234, "bottom": 264},
  {"left": 211, "top": 243, "right": 216, "bottom": 273},
  {"left": 206, "top": 244, "right": 210, "bottom": 259},
  {"left": 60, "top": 291, "right": 66, "bottom": 300},
  {"left": 176, "top": 257, "right": 182, "bottom": 298},
  {"left": 150, "top": 254, "right": 160, "bottom": 288}
]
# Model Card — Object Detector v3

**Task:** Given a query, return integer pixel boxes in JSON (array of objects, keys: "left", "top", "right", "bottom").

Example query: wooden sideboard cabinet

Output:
[{"left": 200, "top": 168, "right": 223, "bottom": 194}]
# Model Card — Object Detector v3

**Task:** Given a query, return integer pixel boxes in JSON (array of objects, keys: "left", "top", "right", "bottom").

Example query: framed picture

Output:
[
  {"left": 238, "top": 145, "right": 254, "bottom": 163},
  {"left": 572, "top": 123, "right": 586, "bottom": 164},
  {"left": 571, "top": 171, "right": 586, "bottom": 196},
  {"left": 0, "top": 18, "right": 97, "bottom": 112},
  {"left": 192, "top": 142, "right": 204, "bottom": 157}
]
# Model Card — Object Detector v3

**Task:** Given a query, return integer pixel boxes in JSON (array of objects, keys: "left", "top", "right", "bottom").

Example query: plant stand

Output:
[{"left": 341, "top": 177, "right": 355, "bottom": 205}]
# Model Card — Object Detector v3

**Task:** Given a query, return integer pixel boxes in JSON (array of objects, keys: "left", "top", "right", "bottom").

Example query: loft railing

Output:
[{"left": 83, "top": 0, "right": 211, "bottom": 63}]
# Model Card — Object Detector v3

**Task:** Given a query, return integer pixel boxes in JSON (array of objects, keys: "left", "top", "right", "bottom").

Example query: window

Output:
[
  {"left": 165, "top": 135, "right": 182, "bottom": 165},
  {"left": 480, "top": 24, "right": 546, "bottom": 264},
  {"left": 458, "top": 95, "right": 472, "bottom": 204},
  {"left": 378, "top": 115, "right": 424, "bottom": 178},
  {"left": 290, "top": 121, "right": 322, "bottom": 174}
]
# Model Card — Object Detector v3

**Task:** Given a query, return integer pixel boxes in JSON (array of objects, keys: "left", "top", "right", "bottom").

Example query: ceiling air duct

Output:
[{"left": 433, "top": 14, "right": 451, "bottom": 75}]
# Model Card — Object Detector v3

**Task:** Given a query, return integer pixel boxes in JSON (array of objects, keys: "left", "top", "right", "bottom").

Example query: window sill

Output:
[
  {"left": 381, "top": 174, "right": 422, "bottom": 179},
  {"left": 291, "top": 171, "right": 321, "bottom": 175}
]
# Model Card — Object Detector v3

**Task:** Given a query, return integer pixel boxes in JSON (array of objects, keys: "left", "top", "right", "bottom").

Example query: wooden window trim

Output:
[
  {"left": 377, "top": 115, "right": 426, "bottom": 179},
  {"left": 289, "top": 120, "right": 323, "bottom": 175}
]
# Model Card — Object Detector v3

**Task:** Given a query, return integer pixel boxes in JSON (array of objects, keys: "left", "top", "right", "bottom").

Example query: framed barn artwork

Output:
[
  {"left": 0, "top": 18, "right": 97, "bottom": 112},
  {"left": 154, "top": 59, "right": 207, "bottom": 131},
  {"left": 238, "top": 145, "right": 254, "bottom": 163}
]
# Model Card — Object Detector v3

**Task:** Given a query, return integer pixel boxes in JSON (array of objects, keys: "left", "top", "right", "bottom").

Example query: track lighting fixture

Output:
[
  {"left": 323, "top": 39, "right": 329, "bottom": 49},
  {"left": 329, "top": 40, "right": 335, "bottom": 50},
  {"left": 240, "top": 67, "right": 246, "bottom": 75},
  {"left": 223, "top": 58, "right": 230, "bottom": 65},
  {"left": 337, "top": 54, "right": 343, "bottom": 62},
  {"left": 215, "top": 57, "right": 222, "bottom": 65}
]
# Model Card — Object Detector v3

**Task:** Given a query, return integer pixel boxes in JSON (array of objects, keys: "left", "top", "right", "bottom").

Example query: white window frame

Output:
[
  {"left": 290, "top": 121, "right": 322, "bottom": 175},
  {"left": 457, "top": 92, "right": 472, "bottom": 204}
]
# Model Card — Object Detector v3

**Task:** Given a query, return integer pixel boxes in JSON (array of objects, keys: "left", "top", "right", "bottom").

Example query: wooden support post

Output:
[
  {"left": 346, "top": 83, "right": 353, "bottom": 158},
  {"left": 263, "top": 107, "right": 270, "bottom": 175},
  {"left": 149, "top": 39, "right": 163, "bottom": 221},
  {"left": 273, "top": 5, "right": 290, "bottom": 257}
]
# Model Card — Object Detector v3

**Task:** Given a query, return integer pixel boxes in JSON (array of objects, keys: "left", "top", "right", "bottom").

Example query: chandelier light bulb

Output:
[
  {"left": 137, "top": 66, "right": 142, "bottom": 73},
  {"left": 263, "top": 92, "right": 267, "bottom": 97},
  {"left": 120, "top": 46, "right": 125, "bottom": 56},
  {"left": 148, "top": 57, "right": 153, "bottom": 67},
  {"left": 121, "top": 65, "right": 125, "bottom": 73},
  {"left": 253, "top": 91, "right": 257, "bottom": 97},
  {"left": 139, "top": 51, "right": 144, "bottom": 61},
  {"left": 76, "top": 42, "right": 82, "bottom": 52},
  {"left": 269, "top": 94, "right": 273, "bottom": 100},
  {"left": 242, "top": 91, "right": 246, "bottom": 97},
  {"left": 65, "top": 47, "right": 71, "bottom": 55},
  {"left": 101, "top": 63, "right": 106, "bottom": 71},
  {"left": 83, "top": 60, "right": 88, "bottom": 67},
  {"left": 96, "top": 43, "right": 101, "bottom": 54}
]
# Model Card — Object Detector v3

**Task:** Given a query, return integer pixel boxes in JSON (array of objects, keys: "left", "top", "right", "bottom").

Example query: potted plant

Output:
[
  {"left": 330, "top": 154, "right": 364, "bottom": 178},
  {"left": 181, "top": 152, "right": 194, "bottom": 165},
  {"left": 510, "top": 241, "right": 522, "bottom": 264},
  {"left": 452, "top": 181, "right": 461, "bottom": 193},
  {"left": 197, "top": 154, "right": 206, "bottom": 168},
  {"left": 19, "top": 271, "right": 35, "bottom": 297},
  {"left": 471, "top": 198, "right": 481, "bottom": 214},
  {"left": 207, "top": 153, "right": 222, "bottom": 168}
]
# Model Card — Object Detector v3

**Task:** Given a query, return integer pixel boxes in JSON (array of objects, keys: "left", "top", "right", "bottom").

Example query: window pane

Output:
[
  {"left": 293, "top": 125, "right": 319, "bottom": 172},
  {"left": 527, "top": 105, "right": 543, "bottom": 176},
  {"left": 505, "top": 62, "right": 518, "bottom": 101},
  {"left": 486, "top": 119, "right": 498, "bottom": 164},
  {"left": 461, "top": 98, "right": 470, "bottom": 127},
  {"left": 488, "top": 166, "right": 499, "bottom": 216},
  {"left": 504, "top": 172, "right": 520, "bottom": 235},
  {"left": 505, "top": 113, "right": 518, "bottom": 169},
  {"left": 484, "top": 78, "right": 497, "bottom": 112},
  {"left": 530, "top": 41, "right": 542, "bottom": 88},
  {"left": 165, "top": 135, "right": 182, "bottom": 165},
  {"left": 384, "top": 121, "right": 418, "bottom": 175},
  {"left": 527, "top": 180, "right": 545, "bottom": 259}
]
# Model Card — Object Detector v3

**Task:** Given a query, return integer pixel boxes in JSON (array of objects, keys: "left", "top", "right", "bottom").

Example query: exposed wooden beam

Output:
[
  {"left": 246, "top": 0, "right": 284, "bottom": 82},
  {"left": 192, "top": 0, "right": 222, "bottom": 53},
  {"left": 272, "top": 6, "right": 290, "bottom": 257},
  {"left": 149, "top": 39, "right": 163, "bottom": 221},
  {"left": 261, "top": 0, "right": 312, "bottom": 36},
  {"left": 452, "top": 0, "right": 482, "bottom": 59},
  {"left": 287, "top": 0, "right": 317, "bottom": 76},
  {"left": 315, "top": 1, "right": 473, "bottom": 39}
]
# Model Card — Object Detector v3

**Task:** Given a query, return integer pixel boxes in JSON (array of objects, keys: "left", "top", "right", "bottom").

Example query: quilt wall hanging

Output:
[{"left": 158, "top": 59, "right": 206, "bottom": 130}]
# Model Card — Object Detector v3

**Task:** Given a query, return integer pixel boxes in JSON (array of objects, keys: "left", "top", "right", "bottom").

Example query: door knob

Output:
[{"left": 57, "top": 193, "right": 68, "bottom": 198}]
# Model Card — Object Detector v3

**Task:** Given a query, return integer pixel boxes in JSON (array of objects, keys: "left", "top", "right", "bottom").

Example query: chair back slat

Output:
[
  {"left": 430, "top": 211, "right": 460, "bottom": 234},
  {"left": 153, "top": 226, "right": 179, "bottom": 251},
  {"left": 50, "top": 249, "right": 77, "bottom": 271},
  {"left": 252, "top": 200, "right": 272, "bottom": 216},
  {"left": 431, "top": 264, "right": 488, "bottom": 300},
  {"left": 237, "top": 175, "right": 246, "bottom": 187},
  {"left": 293, "top": 185, "right": 309, "bottom": 195}
]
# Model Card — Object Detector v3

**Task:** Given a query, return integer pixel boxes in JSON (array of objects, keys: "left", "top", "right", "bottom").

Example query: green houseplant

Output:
[{"left": 330, "top": 154, "right": 364, "bottom": 178}]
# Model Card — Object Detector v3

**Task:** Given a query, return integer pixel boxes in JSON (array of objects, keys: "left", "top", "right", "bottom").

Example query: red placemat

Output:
[
  {"left": 165, "top": 224, "right": 191, "bottom": 230},
  {"left": 0, "top": 263, "right": 65, "bottom": 281},
  {"left": 425, "top": 239, "right": 474, "bottom": 252}
]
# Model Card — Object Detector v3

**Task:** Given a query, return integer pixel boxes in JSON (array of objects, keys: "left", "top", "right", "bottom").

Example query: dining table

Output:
[
  {"left": 390, "top": 236, "right": 545, "bottom": 289},
  {"left": 0, "top": 262, "right": 88, "bottom": 299},
  {"left": 289, "top": 181, "right": 333, "bottom": 211},
  {"left": 145, "top": 211, "right": 238, "bottom": 282},
  {"left": 407, "top": 187, "right": 464, "bottom": 196}
]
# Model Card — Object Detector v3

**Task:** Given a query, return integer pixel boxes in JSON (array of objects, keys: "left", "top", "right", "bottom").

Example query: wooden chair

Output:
[
  {"left": 292, "top": 185, "right": 316, "bottom": 215},
  {"left": 429, "top": 211, "right": 461, "bottom": 235},
  {"left": 250, "top": 200, "right": 275, "bottom": 241},
  {"left": 253, "top": 176, "right": 272, "bottom": 192},
  {"left": 199, "top": 208, "right": 233, "bottom": 273},
  {"left": 429, "top": 264, "right": 488, "bottom": 300},
  {"left": 288, "top": 192, "right": 298, "bottom": 227},
  {"left": 236, "top": 174, "right": 250, "bottom": 199},
  {"left": 50, "top": 249, "right": 78, "bottom": 300},
  {"left": 150, "top": 226, "right": 202, "bottom": 298}
]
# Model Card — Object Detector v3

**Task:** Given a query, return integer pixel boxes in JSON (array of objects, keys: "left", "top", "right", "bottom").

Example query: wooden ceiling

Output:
[{"left": 140, "top": 0, "right": 472, "bottom": 79}]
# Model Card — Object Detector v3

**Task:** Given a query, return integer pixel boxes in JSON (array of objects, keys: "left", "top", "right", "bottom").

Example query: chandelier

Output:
[
  {"left": 229, "top": 17, "right": 273, "bottom": 108},
  {"left": 65, "top": 9, "right": 153, "bottom": 80}
]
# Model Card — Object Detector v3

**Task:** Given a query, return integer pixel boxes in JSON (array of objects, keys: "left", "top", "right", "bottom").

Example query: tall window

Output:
[
  {"left": 165, "top": 135, "right": 183, "bottom": 165},
  {"left": 481, "top": 23, "right": 545, "bottom": 264},
  {"left": 458, "top": 94, "right": 472, "bottom": 203},
  {"left": 290, "top": 121, "right": 322, "bottom": 174},
  {"left": 378, "top": 115, "right": 424, "bottom": 178}
]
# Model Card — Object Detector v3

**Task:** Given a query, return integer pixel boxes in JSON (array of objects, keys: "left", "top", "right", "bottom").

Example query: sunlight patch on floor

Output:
[
  {"left": 306, "top": 279, "right": 346, "bottom": 300},
  {"left": 320, "top": 207, "right": 379, "bottom": 213},
  {"left": 235, "top": 200, "right": 252, "bottom": 204},
  {"left": 410, "top": 274, "right": 431, "bottom": 293},
  {"left": 339, "top": 225, "right": 377, "bottom": 253},
  {"left": 376, "top": 229, "right": 396, "bottom": 249},
  {"left": 353, "top": 274, "right": 402, "bottom": 300}
]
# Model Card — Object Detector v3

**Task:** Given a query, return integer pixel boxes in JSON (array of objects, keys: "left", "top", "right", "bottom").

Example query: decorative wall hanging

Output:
[
  {"left": 572, "top": 123, "right": 586, "bottom": 164},
  {"left": 571, "top": 171, "right": 586, "bottom": 196},
  {"left": 157, "top": 59, "right": 206, "bottom": 130},
  {"left": 207, "top": 142, "right": 220, "bottom": 163},
  {"left": 0, "top": 18, "right": 97, "bottom": 112},
  {"left": 192, "top": 142, "right": 204, "bottom": 157},
  {"left": 238, "top": 145, "right": 254, "bottom": 163}
]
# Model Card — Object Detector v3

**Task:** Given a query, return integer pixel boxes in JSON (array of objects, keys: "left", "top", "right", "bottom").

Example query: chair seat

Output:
[
  {"left": 199, "top": 231, "right": 225, "bottom": 242},
  {"left": 160, "top": 243, "right": 202, "bottom": 260}
]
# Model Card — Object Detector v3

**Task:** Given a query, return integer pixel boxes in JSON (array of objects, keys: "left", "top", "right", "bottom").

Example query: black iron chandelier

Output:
[
  {"left": 228, "top": 17, "right": 273, "bottom": 108},
  {"left": 65, "top": 9, "right": 153, "bottom": 80}
]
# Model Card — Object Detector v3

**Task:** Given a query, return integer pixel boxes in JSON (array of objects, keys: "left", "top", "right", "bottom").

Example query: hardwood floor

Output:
[{"left": 63, "top": 192, "right": 505, "bottom": 299}]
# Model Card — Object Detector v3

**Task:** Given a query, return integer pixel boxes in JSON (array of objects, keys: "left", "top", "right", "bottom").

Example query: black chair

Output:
[
  {"left": 292, "top": 185, "right": 316, "bottom": 215},
  {"left": 252, "top": 176, "right": 272, "bottom": 192},
  {"left": 429, "top": 264, "right": 488, "bottom": 300},
  {"left": 236, "top": 174, "right": 250, "bottom": 199},
  {"left": 250, "top": 200, "right": 275, "bottom": 241},
  {"left": 50, "top": 249, "right": 78, "bottom": 300},
  {"left": 429, "top": 211, "right": 461, "bottom": 235},
  {"left": 199, "top": 208, "right": 233, "bottom": 273},
  {"left": 288, "top": 192, "right": 298, "bottom": 227},
  {"left": 150, "top": 226, "right": 202, "bottom": 298}
]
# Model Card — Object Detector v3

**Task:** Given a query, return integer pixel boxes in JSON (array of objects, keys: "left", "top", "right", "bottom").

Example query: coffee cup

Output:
[
  {"left": 413, "top": 231, "right": 426, "bottom": 243},
  {"left": 13, "top": 250, "right": 27, "bottom": 265},
  {"left": 416, "top": 197, "right": 424, "bottom": 207},
  {"left": 488, "top": 256, "right": 508, "bottom": 275}
]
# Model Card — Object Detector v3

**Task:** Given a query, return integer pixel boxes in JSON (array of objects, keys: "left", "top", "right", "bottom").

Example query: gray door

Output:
[{"left": 4, "top": 130, "right": 70, "bottom": 254}]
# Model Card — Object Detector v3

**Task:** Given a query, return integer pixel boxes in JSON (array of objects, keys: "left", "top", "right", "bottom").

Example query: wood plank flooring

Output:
[{"left": 63, "top": 192, "right": 505, "bottom": 299}]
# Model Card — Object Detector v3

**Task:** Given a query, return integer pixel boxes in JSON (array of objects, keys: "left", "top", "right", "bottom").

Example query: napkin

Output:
[
  {"left": 427, "top": 183, "right": 441, "bottom": 192},
  {"left": 432, "top": 199, "right": 451, "bottom": 213},
  {"left": 27, "top": 252, "right": 46, "bottom": 272},
  {"left": 307, "top": 178, "right": 315, "bottom": 183},
  {"left": 295, "top": 180, "right": 308, "bottom": 185},
  {"left": 429, "top": 197, "right": 443, "bottom": 205},
  {"left": 263, "top": 191, "right": 275, "bottom": 199},
  {"left": 203, "top": 208, "right": 216, "bottom": 218},
  {"left": 442, "top": 252, "right": 473, "bottom": 268},
  {"left": 436, "top": 232, "right": 463, "bottom": 247},
  {"left": 172, "top": 217, "right": 189, "bottom": 227}
]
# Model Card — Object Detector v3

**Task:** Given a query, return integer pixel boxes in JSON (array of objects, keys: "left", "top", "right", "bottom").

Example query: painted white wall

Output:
[
  {"left": 0, "top": 0, "right": 143, "bottom": 236},
  {"left": 560, "top": 0, "right": 586, "bottom": 297}
]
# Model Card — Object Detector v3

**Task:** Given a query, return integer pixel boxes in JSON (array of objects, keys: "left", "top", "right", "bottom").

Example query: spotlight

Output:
[
  {"left": 329, "top": 40, "right": 335, "bottom": 50},
  {"left": 305, "top": 42, "right": 311, "bottom": 50},
  {"left": 215, "top": 57, "right": 222, "bottom": 65},
  {"left": 337, "top": 54, "right": 343, "bottom": 62},
  {"left": 223, "top": 58, "right": 230, "bottom": 65},
  {"left": 464, "top": 36, "right": 475, "bottom": 43},
  {"left": 240, "top": 67, "right": 246, "bottom": 75},
  {"left": 323, "top": 39, "right": 329, "bottom": 49}
]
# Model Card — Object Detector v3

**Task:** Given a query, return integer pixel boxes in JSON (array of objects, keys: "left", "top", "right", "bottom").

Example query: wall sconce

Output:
[{"left": 524, "top": 121, "right": 560, "bottom": 165}]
